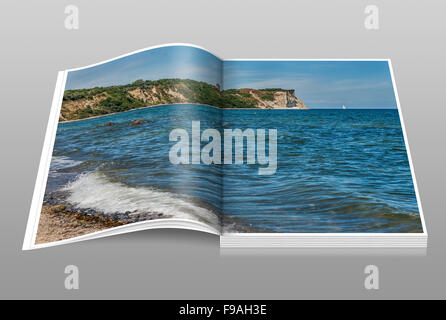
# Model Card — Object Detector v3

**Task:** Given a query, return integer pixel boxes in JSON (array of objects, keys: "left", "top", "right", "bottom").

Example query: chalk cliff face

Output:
[
  {"left": 127, "top": 85, "right": 190, "bottom": 105},
  {"left": 233, "top": 88, "right": 307, "bottom": 109},
  {"left": 61, "top": 79, "right": 308, "bottom": 121}
]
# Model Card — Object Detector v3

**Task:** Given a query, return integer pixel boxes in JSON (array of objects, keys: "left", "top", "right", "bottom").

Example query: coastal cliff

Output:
[
  {"left": 61, "top": 79, "right": 308, "bottom": 121},
  {"left": 228, "top": 88, "right": 306, "bottom": 109}
]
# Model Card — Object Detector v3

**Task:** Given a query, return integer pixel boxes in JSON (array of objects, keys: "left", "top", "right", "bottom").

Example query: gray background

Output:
[{"left": 0, "top": 0, "right": 445, "bottom": 299}]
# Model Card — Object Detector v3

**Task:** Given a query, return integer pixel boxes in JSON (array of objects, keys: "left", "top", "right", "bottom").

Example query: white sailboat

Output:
[{"left": 342, "top": 105, "right": 347, "bottom": 110}]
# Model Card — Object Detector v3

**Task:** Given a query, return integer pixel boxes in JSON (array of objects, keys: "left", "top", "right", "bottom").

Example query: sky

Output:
[
  {"left": 65, "top": 46, "right": 222, "bottom": 90},
  {"left": 66, "top": 45, "right": 397, "bottom": 109},
  {"left": 223, "top": 60, "right": 397, "bottom": 109}
]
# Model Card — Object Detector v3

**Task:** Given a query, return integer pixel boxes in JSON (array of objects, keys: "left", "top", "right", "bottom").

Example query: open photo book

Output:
[{"left": 23, "top": 44, "right": 427, "bottom": 250}]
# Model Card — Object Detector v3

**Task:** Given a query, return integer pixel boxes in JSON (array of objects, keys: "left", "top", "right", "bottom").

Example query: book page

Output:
[
  {"left": 221, "top": 59, "right": 425, "bottom": 236},
  {"left": 25, "top": 45, "right": 224, "bottom": 248}
]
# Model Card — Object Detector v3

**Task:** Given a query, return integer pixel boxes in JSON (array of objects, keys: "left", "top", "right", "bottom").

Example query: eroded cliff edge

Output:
[{"left": 61, "top": 79, "right": 308, "bottom": 121}]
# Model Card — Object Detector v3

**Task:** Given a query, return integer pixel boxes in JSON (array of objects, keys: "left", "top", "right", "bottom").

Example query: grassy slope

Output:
[{"left": 62, "top": 78, "right": 291, "bottom": 120}]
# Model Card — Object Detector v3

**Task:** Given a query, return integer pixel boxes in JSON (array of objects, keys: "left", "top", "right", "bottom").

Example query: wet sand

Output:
[{"left": 35, "top": 205, "right": 124, "bottom": 244}]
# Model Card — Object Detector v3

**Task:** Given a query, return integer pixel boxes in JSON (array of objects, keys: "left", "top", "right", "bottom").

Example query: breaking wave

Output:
[{"left": 62, "top": 171, "right": 220, "bottom": 228}]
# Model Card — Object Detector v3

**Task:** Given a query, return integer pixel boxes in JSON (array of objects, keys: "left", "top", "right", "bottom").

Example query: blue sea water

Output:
[{"left": 47, "top": 104, "right": 422, "bottom": 233}]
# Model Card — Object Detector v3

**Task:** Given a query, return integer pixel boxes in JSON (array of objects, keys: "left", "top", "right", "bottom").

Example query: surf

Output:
[
  {"left": 50, "top": 156, "right": 83, "bottom": 171},
  {"left": 62, "top": 171, "right": 220, "bottom": 227}
]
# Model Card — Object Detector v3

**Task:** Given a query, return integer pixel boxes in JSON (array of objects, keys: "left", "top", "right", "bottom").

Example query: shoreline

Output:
[
  {"left": 36, "top": 204, "right": 125, "bottom": 244},
  {"left": 59, "top": 103, "right": 309, "bottom": 124},
  {"left": 36, "top": 202, "right": 173, "bottom": 244},
  {"left": 37, "top": 190, "right": 174, "bottom": 244}
]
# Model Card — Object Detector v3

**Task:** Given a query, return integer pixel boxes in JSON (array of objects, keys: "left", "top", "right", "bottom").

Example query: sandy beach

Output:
[{"left": 35, "top": 205, "right": 124, "bottom": 244}]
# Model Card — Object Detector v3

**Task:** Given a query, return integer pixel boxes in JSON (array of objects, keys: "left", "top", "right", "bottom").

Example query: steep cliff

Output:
[
  {"left": 61, "top": 79, "right": 307, "bottom": 121},
  {"left": 225, "top": 88, "right": 307, "bottom": 109}
]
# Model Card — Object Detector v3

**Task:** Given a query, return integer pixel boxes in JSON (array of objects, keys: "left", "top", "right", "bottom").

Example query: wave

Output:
[
  {"left": 62, "top": 171, "right": 220, "bottom": 228},
  {"left": 50, "top": 156, "right": 83, "bottom": 171}
]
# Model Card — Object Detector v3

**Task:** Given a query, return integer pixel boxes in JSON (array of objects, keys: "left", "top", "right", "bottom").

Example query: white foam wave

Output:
[
  {"left": 62, "top": 172, "right": 220, "bottom": 228},
  {"left": 50, "top": 156, "right": 83, "bottom": 171}
]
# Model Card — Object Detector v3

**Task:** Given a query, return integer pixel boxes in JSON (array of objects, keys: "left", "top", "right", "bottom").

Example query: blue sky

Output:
[
  {"left": 223, "top": 61, "right": 397, "bottom": 109},
  {"left": 66, "top": 46, "right": 222, "bottom": 90},
  {"left": 66, "top": 45, "right": 397, "bottom": 109}
]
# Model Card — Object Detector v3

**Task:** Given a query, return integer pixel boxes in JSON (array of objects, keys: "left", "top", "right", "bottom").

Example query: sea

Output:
[{"left": 45, "top": 104, "right": 423, "bottom": 233}]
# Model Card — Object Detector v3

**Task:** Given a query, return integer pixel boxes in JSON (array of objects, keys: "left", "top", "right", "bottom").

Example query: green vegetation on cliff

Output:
[{"left": 61, "top": 78, "right": 306, "bottom": 121}]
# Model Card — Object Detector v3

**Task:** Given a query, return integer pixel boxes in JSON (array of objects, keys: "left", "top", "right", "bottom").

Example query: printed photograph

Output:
[{"left": 34, "top": 45, "right": 423, "bottom": 245}]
